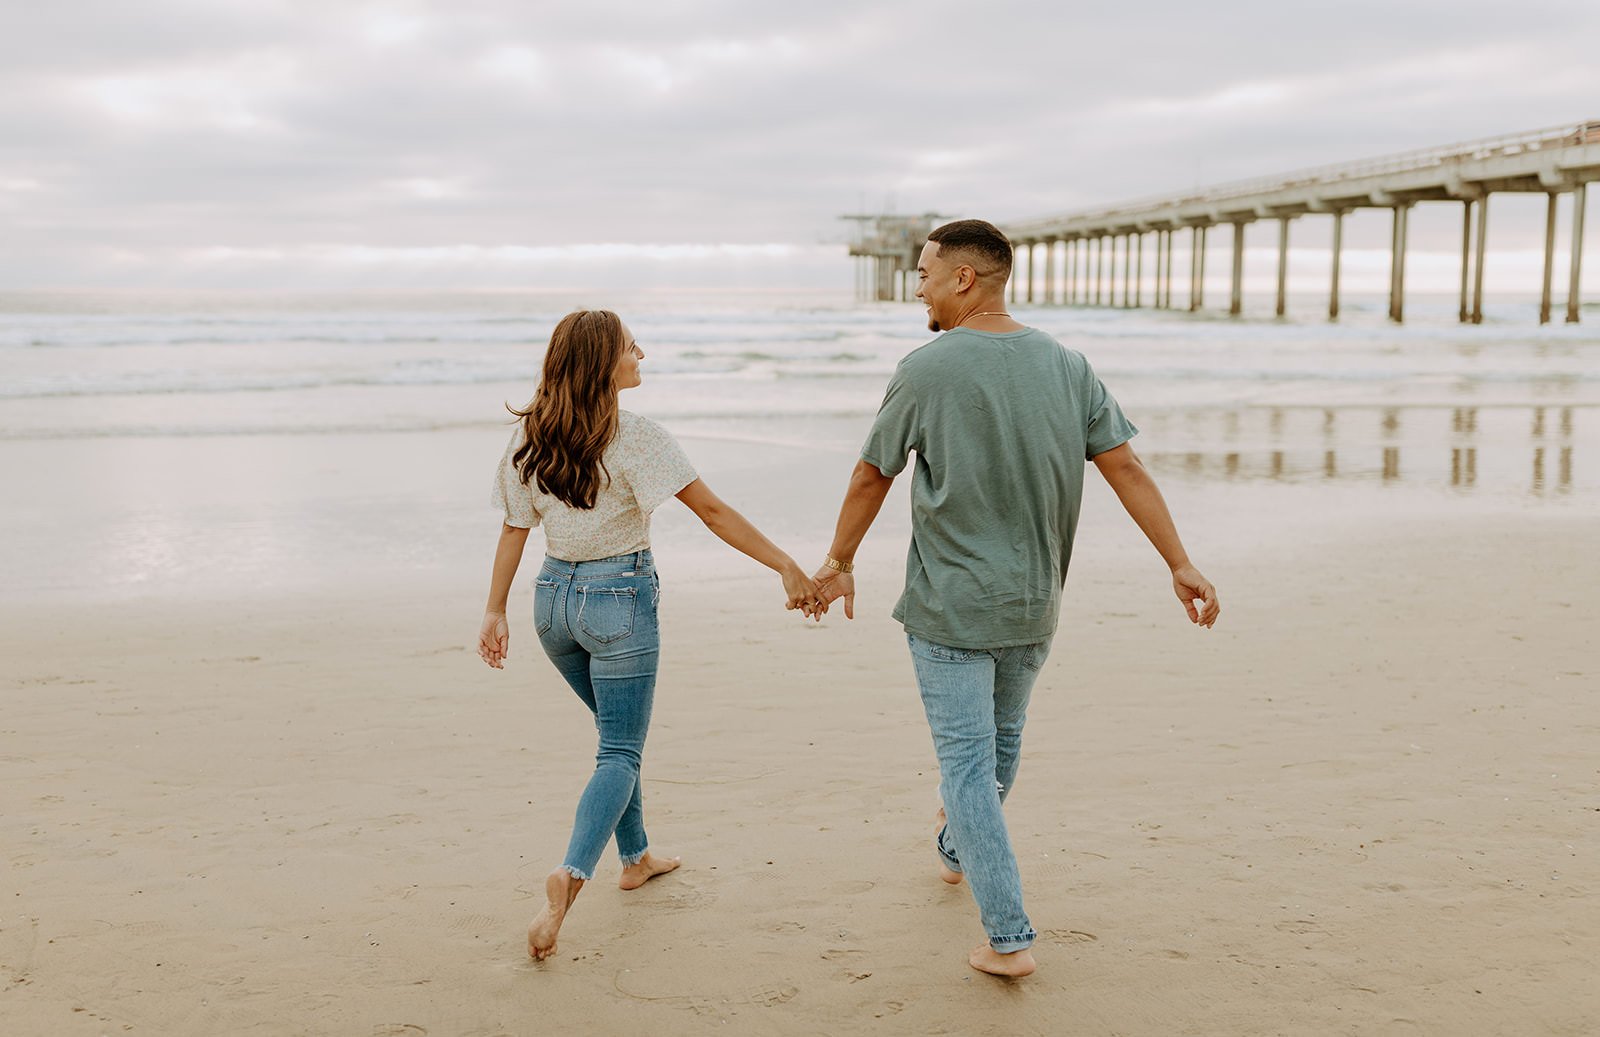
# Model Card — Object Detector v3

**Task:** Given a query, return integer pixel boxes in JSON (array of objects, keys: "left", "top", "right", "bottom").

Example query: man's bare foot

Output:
[
  {"left": 619, "top": 852, "right": 681, "bottom": 891},
  {"left": 969, "top": 942, "right": 1037, "bottom": 977},
  {"left": 528, "top": 868, "right": 583, "bottom": 961},
  {"left": 934, "top": 808, "right": 963, "bottom": 885}
]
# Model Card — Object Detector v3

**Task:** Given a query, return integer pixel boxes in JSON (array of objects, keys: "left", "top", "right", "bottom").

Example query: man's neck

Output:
[{"left": 953, "top": 300, "right": 1023, "bottom": 332}]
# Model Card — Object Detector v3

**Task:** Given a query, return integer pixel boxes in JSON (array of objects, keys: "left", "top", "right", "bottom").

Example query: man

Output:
[{"left": 813, "top": 219, "right": 1219, "bottom": 978}]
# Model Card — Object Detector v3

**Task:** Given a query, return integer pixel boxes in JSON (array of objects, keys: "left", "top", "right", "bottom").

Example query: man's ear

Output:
[{"left": 956, "top": 265, "right": 976, "bottom": 292}]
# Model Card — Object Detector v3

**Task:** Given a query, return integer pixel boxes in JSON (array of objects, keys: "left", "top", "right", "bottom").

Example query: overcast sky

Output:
[{"left": 3, "top": 0, "right": 1598, "bottom": 292}]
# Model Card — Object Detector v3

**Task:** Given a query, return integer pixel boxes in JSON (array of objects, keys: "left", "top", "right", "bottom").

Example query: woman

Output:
[{"left": 477, "top": 309, "right": 824, "bottom": 961}]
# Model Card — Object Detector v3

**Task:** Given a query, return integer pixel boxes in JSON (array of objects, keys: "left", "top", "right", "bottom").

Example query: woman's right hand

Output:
[
  {"left": 781, "top": 565, "right": 827, "bottom": 619},
  {"left": 478, "top": 610, "right": 510, "bottom": 668}
]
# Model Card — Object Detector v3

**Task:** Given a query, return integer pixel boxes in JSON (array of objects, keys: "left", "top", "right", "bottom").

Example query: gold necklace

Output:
[{"left": 959, "top": 310, "right": 1013, "bottom": 326}]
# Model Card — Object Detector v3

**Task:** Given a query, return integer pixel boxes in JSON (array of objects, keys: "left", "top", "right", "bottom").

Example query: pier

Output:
[
  {"left": 842, "top": 212, "right": 945, "bottom": 302},
  {"left": 849, "top": 122, "right": 1600, "bottom": 324},
  {"left": 1004, "top": 121, "right": 1598, "bottom": 325}
]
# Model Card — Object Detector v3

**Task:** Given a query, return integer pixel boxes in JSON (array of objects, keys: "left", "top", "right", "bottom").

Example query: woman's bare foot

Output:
[
  {"left": 969, "top": 942, "right": 1037, "bottom": 977},
  {"left": 528, "top": 868, "right": 583, "bottom": 961},
  {"left": 618, "top": 852, "right": 681, "bottom": 891},
  {"left": 934, "top": 808, "right": 963, "bottom": 885}
]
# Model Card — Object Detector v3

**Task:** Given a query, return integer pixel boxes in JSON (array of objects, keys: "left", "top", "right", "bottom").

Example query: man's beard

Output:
[{"left": 928, "top": 317, "right": 941, "bottom": 332}]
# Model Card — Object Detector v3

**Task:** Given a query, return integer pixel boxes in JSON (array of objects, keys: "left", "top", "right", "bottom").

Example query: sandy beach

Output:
[
  {"left": 7, "top": 0, "right": 1600, "bottom": 1026},
  {"left": 3, "top": 417, "right": 1597, "bottom": 1035}
]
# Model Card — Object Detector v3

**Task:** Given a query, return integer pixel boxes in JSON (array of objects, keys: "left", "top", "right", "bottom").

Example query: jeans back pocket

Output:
[
  {"left": 533, "top": 578, "right": 559, "bottom": 635},
  {"left": 576, "top": 585, "right": 638, "bottom": 645}
]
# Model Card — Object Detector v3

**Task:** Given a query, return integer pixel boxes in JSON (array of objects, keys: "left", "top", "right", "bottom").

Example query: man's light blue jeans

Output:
[
  {"left": 908, "top": 632, "right": 1051, "bottom": 954},
  {"left": 535, "top": 551, "right": 661, "bottom": 882}
]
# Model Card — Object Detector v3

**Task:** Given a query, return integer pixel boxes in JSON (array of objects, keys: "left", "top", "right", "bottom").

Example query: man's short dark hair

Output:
[{"left": 926, "top": 219, "right": 1013, "bottom": 281}]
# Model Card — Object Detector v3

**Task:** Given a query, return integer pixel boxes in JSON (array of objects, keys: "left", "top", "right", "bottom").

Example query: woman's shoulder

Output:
[
  {"left": 614, "top": 410, "right": 691, "bottom": 466},
  {"left": 617, "top": 409, "right": 674, "bottom": 442}
]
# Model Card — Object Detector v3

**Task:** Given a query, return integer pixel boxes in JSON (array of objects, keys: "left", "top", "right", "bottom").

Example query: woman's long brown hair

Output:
[{"left": 508, "top": 309, "right": 627, "bottom": 509}]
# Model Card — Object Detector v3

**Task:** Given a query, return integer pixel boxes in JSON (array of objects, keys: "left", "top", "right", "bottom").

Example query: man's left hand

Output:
[
  {"left": 1172, "top": 565, "right": 1219, "bottom": 628},
  {"left": 813, "top": 567, "right": 856, "bottom": 620}
]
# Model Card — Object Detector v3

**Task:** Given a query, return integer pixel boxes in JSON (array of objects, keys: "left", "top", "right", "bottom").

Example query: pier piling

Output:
[
  {"left": 1569, "top": 184, "right": 1587, "bottom": 323},
  {"left": 1163, "top": 229, "right": 1173, "bottom": 308},
  {"left": 1135, "top": 232, "right": 1144, "bottom": 308},
  {"left": 1124, "top": 234, "right": 1134, "bottom": 308},
  {"left": 1330, "top": 210, "right": 1344, "bottom": 321},
  {"left": 1540, "top": 193, "right": 1559, "bottom": 324},
  {"left": 1275, "top": 217, "right": 1290, "bottom": 318},
  {"left": 1229, "top": 222, "right": 1245, "bottom": 316},
  {"left": 1389, "top": 205, "right": 1410, "bottom": 324},
  {"left": 1472, "top": 195, "right": 1489, "bottom": 323}
]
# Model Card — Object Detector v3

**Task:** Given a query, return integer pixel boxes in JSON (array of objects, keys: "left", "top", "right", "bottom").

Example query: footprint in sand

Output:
[
  {"left": 656, "top": 885, "right": 717, "bottom": 911},
  {"left": 1028, "top": 860, "right": 1077, "bottom": 879},
  {"left": 446, "top": 913, "right": 499, "bottom": 935},
  {"left": 746, "top": 985, "right": 798, "bottom": 1007},
  {"left": 613, "top": 971, "right": 798, "bottom": 1012}
]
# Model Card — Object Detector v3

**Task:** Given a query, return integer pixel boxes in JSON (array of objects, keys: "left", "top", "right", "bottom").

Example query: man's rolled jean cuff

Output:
[
  {"left": 936, "top": 829, "right": 963, "bottom": 873},
  {"left": 619, "top": 847, "right": 648, "bottom": 867},
  {"left": 989, "top": 930, "right": 1037, "bottom": 953}
]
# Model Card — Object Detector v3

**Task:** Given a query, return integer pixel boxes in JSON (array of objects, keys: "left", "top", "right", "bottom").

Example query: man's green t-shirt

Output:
[{"left": 860, "top": 326, "right": 1137, "bottom": 650}]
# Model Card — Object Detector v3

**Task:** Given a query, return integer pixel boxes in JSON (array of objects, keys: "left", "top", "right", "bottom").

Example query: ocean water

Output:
[{"left": 1, "top": 289, "right": 1597, "bottom": 501}]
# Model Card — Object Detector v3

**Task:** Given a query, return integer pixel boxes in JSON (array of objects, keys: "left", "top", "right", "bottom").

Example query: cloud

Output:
[{"left": 1, "top": 0, "right": 1597, "bottom": 289}]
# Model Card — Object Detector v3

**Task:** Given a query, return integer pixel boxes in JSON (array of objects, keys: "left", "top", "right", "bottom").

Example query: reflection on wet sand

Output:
[{"left": 1138, "top": 404, "right": 1589, "bottom": 498}]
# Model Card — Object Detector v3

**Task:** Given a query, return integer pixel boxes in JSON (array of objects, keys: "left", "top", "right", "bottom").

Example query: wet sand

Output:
[{"left": 2, "top": 425, "right": 1597, "bottom": 1035}]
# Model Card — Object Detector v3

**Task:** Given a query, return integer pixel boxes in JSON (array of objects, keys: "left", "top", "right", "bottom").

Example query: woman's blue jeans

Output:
[
  {"left": 908, "top": 632, "right": 1051, "bottom": 954},
  {"left": 534, "top": 551, "right": 661, "bottom": 881}
]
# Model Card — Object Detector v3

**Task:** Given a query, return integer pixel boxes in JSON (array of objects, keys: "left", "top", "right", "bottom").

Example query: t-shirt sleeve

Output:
[
  {"left": 490, "top": 430, "right": 540, "bottom": 529},
  {"left": 625, "top": 417, "right": 699, "bottom": 513},
  {"left": 859, "top": 365, "right": 918, "bottom": 477},
  {"left": 1084, "top": 365, "right": 1139, "bottom": 459}
]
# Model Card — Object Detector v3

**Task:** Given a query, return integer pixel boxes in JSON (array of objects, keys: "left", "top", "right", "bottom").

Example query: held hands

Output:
[
  {"left": 781, "top": 563, "right": 829, "bottom": 620},
  {"left": 1172, "top": 565, "right": 1220, "bottom": 628},
  {"left": 478, "top": 610, "right": 510, "bottom": 668},
  {"left": 779, "top": 558, "right": 855, "bottom": 621}
]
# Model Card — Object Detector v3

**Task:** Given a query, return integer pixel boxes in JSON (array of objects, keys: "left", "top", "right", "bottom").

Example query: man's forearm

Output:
[
  {"left": 827, "top": 460, "right": 895, "bottom": 562},
  {"left": 1100, "top": 456, "right": 1190, "bottom": 571}
]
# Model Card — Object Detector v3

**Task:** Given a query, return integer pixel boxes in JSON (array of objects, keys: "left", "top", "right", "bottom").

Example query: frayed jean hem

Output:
[
  {"left": 560, "top": 863, "right": 593, "bottom": 882},
  {"left": 619, "top": 847, "right": 648, "bottom": 867}
]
